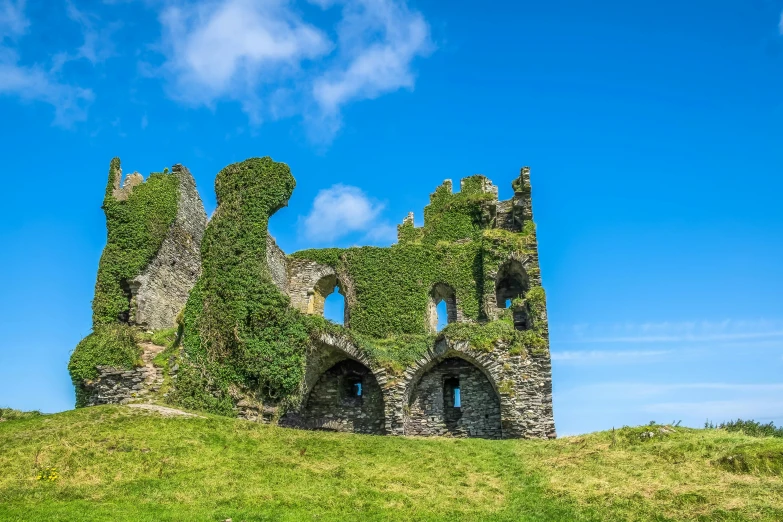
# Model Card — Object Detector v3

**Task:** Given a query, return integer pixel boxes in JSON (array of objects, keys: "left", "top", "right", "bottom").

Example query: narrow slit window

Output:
[
  {"left": 344, "top": 375, "right": 363, "bottom": 399},
  {"left": 444, "top": 377, "right": 461, "bottom": 409}
]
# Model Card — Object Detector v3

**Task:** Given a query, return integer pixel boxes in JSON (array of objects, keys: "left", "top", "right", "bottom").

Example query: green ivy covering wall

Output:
[
  {"left": 171, "top": 158, "right": 312, "bottom": 414},
  {"left": 289, "top": 173, "right": 550, "bottom": 375},
  {"left": 92, "top": 158, "right": 179, "bottom": 326},
  {"left": 69, "top": 158, "right": 180, "bottom": 405},
  {"left": 70, "top": 157, "right": 550, "bottom": 417},
  {"left": 68, "top": 324, "right": 143, "bottom": 407}
]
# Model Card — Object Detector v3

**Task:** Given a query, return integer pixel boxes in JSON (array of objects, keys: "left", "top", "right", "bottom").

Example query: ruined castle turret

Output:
[{"left": 70, "top": 158, "right": 555, "bottom": 440}]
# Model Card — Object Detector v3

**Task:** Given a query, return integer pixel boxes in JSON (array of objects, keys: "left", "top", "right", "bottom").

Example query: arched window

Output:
[
  {"left": 323, "top": 285, "right": 346, "bottom": 325},
  {"left": 495, "top": 260, "right": 528, "bottom": 308},
  {"left": 427, "top": 283, "right": 457, "bottom": 333},
  {"left": 495, "top": 260, "right": 531, "bottom": 331},
  {"left": 309, "top": 274, "right": 348, "bottom": 325}
]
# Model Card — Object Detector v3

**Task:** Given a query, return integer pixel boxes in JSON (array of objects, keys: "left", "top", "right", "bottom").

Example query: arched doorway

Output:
[
  {"left": 300, "top": 359, "right": 385, "bottom": 434},
  {"left": 405, "top": 357, "right": 502, "bottom": 439}
]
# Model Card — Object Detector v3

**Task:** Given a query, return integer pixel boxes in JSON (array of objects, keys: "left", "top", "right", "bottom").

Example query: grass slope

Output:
[{"left": 1, "top": 407, "right": 782, "bottom": 521}]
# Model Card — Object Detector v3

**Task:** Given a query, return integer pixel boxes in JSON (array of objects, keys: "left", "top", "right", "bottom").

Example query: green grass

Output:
[{"left": 1, "top": 407, "right": 782, "bottom": 521}]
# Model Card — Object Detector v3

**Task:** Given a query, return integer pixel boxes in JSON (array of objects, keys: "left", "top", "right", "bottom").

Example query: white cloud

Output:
[
  {"left": 0, "top": 58, "right": 93, "bottom": 124},
  {"left": 157, "top": 0, "right": 331, "bottom": 121},
  {"left": 311, "top": 0, "right": 432, "bottom": 129},
  {"left": 362, "top": 222, "right": 398, "bottom": 244},
  {"left": 0, "top": 0, "right": 27, "bottom": 38},
  {"left": 559, "top": 319, "right": 783, "bottom": 344},
  {"left": 0, "top": 0, "right": 94, "bottom": 125},
  {"left": 644, "top": 399, "right": 783, "bottom": 423},
  {"left": 51, "top": 2, "right": 117, "bottom": 72},
  {"left": 564, "top": 382, "right": 783, "bottom": 399},
  {"left": 153, "top": 0, "right": 431, "bottom": 137},
  {"left": 301, "top": 184, "right": 393, "bottom": 243}
]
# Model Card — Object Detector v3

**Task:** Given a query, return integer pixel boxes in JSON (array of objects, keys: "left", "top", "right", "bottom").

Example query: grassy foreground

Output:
[{"left": 1, "top": 407, "right": 782, "bottom": 521}]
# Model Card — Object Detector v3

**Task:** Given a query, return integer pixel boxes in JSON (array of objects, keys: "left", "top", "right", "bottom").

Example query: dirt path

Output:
[{"left": 127, "top": 403, "right": 203, "bottom": 418}]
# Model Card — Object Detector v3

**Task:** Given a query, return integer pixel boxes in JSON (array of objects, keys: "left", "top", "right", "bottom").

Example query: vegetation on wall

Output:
[
  {"left": 92, "top": 158, "right": 179, "bottom": 326},
  {"left": 291, "top": 174, "right": 547, "bottom": 355},
  {"left": 68, "top": 158, "right": 179, "bottom": 406},
  {"left": 171, "top": 158, "right": 311, "bottom": 415},
  {"left": 290, "top": 174, "right": 550, "bottom": 374},
  {"left": 68, "top": 324, "right": 143, "bottom": 407},
  {"left": 71, "top": 158, "right": 550, "bottom": 416}
]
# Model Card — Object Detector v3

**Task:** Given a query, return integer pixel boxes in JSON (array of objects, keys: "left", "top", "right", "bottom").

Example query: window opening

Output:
[
  {"left": 444, "top": 377, "right": 461, "bottom": 409},
  {"left": 436, "top": 300, "right": 448, "bottom": 331},
  {"left": 323, "top": 285, "right": 345, "bottom": 325},
  {"left": 428, "top": 283, "right": 457, "bottom": 333},
  {"left": 344, "top": 375, "right": 363, "bottom": 399}
]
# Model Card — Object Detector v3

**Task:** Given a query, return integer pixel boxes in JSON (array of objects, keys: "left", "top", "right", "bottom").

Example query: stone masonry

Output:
[
  {"left": 80, "top": 343, "right": 166, "bottom": 406},
  {"left": 405, "top": 357, "right": 502, "bottom": 439},
  {"left": 130, "top": 165, "right": 207, "bottom": 330},
  {"left": 81, "top": 163, "right": 555, "bottom": 440}
]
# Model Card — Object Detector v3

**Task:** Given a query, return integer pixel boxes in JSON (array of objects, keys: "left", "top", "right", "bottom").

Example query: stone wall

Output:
[
  {"left": 298, "top": 359, "right": 385, "bottom": 434},
  {"left": 405, "top": 357, "right": 501, "bottom": 439},
  {"left": 281, "top": 333, "right": 555, "bottom": 440},
  {"left": 130, "top": 165, "right": 207, "bottom": 330},
  {"left": 266, "top": 233, "right": 288, "bottom": 295},
  {"left": 287, "top": 258, "right": 338, "bottom": 315},
  {"left": 79, "top": 343, "right": 166, "bottom": 406}
]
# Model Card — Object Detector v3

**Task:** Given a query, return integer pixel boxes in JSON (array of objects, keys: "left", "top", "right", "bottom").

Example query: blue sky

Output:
[{"left": 1, "top": 0, "right": 782, "bottom": 436}]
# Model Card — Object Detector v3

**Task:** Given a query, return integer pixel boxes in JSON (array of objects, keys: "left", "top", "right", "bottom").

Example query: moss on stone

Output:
[
  {"left": 92, "top": 158, "right": 179, "bottom": 326},
  {"left": 68, "top": 324, "right": 142, "bottom": 407}
]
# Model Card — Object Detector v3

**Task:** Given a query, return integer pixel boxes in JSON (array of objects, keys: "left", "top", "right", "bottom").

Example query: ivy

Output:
[
  {"left": 92, "top": 158, "right": 179, "bottom": 326},
  {"left": 72, "top": 157, "right": 550, "bottom": 416},
  {"left": 289, "top": 248, "right": 345, "bottom": 268},
  {"left": 68, "top": 324, "right": 142, "bottom": 407},
  {"left": 287, "top": 173, "right": 549, "bottom": 372},
  {"left": 173, "top": 158, "right": 311, "bottom": 415},
  {"left": 69, "top": 158, "right": 179, "bottom": 406}
]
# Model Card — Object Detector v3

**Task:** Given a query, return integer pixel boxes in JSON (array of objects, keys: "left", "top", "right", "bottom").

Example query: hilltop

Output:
[{"left": 1, "top": 406, "right": 782, "bottom": 521}]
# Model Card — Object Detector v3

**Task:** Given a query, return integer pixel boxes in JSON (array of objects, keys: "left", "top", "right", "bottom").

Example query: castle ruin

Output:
[{"left": 69, "top": 157, "right": 556, "bottom": 439}]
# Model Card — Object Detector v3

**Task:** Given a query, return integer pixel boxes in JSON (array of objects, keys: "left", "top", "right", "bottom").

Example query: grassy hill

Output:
[{"left": 1, "top": 406, "right": 782, "bottom": 521}]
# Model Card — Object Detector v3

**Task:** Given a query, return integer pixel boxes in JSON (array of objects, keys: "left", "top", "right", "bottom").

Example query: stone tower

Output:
[{"left": 71, "top": 159, "right": 555, "bottom": 439}]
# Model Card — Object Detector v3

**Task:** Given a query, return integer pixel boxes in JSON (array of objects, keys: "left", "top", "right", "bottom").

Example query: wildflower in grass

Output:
[{"left": 36, "top": 466, "right": 59, "bottom": 482}]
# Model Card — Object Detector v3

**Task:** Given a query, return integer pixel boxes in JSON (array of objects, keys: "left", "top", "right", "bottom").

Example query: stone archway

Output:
[
  {"left": 300, "top": 358, "right": 385, "bottom": 434},
  {"left": 404, "top": 354, "right": 502, "bottom": 439},
  {"left": 281, "top": 333, "right": 388, "bottom": 435}
]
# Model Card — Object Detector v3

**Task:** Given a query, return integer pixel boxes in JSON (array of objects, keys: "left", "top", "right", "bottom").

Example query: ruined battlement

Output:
[{"left": 70, "top": 157, "right": 555, "bottom": 440}]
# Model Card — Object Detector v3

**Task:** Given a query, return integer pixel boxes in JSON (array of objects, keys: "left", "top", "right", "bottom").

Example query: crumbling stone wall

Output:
[
  {"left": 299, "top": 359, "right": 385, "bottom": 434},
  {"left": 79, "top": 343, "right": 166, "bottom": 406},
  {"left": 405, "top": 357, "right": 502, "bottom": 439},
  {"left": 130, "top": 165, "right": 207, "bottom": 330},
  {"left": 266, "top": 233, "right": 288, "bottom": 295},
  {"left": 287, "top": 259, "right": 338, "bottom": 315},
  {"left": 76, "top": 159, "right": 556, "bottom": 440}
]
